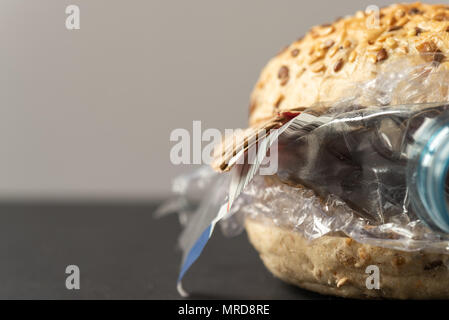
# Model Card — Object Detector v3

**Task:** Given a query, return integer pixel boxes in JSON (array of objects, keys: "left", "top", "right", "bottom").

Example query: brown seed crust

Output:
[{"left": 249, "top": 3, "right": 449, "bottom": 127}]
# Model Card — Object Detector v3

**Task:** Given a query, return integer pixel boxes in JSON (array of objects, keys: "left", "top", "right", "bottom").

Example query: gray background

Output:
[{"left": 0, "top": 0, "right": 437, "bottom": 200}]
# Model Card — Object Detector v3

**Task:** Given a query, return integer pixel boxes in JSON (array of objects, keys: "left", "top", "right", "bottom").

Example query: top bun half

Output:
[{"left": 249, "top": 2, "right": 449, "bottom": 127}]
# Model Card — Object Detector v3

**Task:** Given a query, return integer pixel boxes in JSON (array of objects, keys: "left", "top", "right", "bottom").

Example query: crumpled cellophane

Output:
[
  {"left": 221, "top": 174, "right": 449, "bottom": 253},
  {"left": 164, "top": 56, "right": 449, "bottom": 256}
]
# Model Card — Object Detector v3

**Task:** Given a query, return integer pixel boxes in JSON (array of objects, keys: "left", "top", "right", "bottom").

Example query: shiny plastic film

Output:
[{"left": 165, "top": 58, "right": 449, "bottom": 287}]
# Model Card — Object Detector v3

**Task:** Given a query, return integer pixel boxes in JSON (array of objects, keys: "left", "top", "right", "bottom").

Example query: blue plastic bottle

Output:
[{"left": 407, "top": 113, "right": 449, "bottom": 233}]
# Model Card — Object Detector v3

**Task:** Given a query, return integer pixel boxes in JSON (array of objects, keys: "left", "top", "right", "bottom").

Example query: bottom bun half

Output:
[{"left": 245, "top": 218, "right": 449, "bottom": 299}]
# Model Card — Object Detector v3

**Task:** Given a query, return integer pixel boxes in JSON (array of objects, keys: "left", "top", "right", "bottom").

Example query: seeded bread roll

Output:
[
  {"left": 237, "top": 2, "right": 449, "bottom": 299},
  {"left": 249, "top": 2, "right": 449, "bottom": 126}
]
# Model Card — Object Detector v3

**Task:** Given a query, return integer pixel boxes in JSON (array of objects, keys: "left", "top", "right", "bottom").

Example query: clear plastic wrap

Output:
[
  {"left": 223, "top": 174, "right": 449, "bottom": 253},
  {"left": 165, "top": 58, "right": 449, "bottom": 287},
  {"left": 221, "top": 101, "right": 449, "bottom": 252}
]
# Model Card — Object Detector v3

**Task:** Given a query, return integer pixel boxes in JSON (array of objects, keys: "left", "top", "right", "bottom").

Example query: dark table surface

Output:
[{"left": 0, "top": 201, "right": 334, "bottom": 299}]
